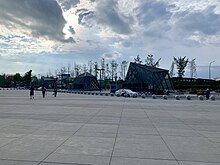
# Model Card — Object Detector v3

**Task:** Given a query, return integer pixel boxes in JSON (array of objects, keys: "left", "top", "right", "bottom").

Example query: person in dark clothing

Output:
[
  {"left": 30, "top": 85, "right": 35, "bottom": 99},
  {"left": 205, "top": 88, "right": 210, "bottom": 100},
  {"left": 53, "top": 87, "right": 57, "bottom": 97},
  {"left": 42, "top": 86, "right": 46, "bottom": 98}
]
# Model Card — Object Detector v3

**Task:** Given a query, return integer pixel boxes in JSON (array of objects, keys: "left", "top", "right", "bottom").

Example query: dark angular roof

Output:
[
  {"left": 130, "top": 62, "right": 168, "bottom": 73},
  {"left": 41, "top": 77, "right": 56, "bottom": 81},
  {"left": 74, "top": 73, "right": 95, "bottom": 83},
  {"left": 72, "top": 72, "right": 100, "bottom": 90},
  {"left": 77, "top": 72, "right": 94, "bottom": 78},
  {"left": 124, "top": 62, "right": 174, "bottom": 92}
]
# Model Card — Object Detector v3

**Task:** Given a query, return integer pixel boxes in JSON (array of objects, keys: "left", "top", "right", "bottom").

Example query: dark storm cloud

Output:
[
  {"left": 176, "top": 6, "right": 220, "bottom": 36},
  {"left": 0, "top": 0, "right": 72, "bottom": 42},
  {"left": 77, "top": 9, "right": 94, "bottom": 26},
  {"left": 94, "top": 0, "right": 132, "bottom": 35},
  {"left": 135, "top": 0, "right": 174, "bottom": 40},
  {"left": 137, "top": 0, "right": 173, "bottom": 26},
  {"left": 76, "top": 8, "right": 89, "bottom": 14}
]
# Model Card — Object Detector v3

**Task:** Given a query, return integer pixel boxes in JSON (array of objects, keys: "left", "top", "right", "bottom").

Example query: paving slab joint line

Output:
[
  {"left": 36, "top": 108, "right": 104, "bottom": 165},
  {"left": 113, "top": 155, "right": 176, "bottom": 161},
  {"left": 108, "top": 98, "right": 125, "bottom": 165},
  {"left": 144, "top": 105, "right": 220, "bottom": 152},
  {"left": 143, "top": 110, "right": 181, "bottom": 165},
  {"left": 179, "top": 159, "right": 220, "bottom": 164},
  {"left": 0, "top": 121, "right": 53, "bottom": 149},
  {"left": 41, "top": 161, "right": 92, "bottom": 165},
  {"left": 171, "top": 114, "right": 217, "bottom": 143}
]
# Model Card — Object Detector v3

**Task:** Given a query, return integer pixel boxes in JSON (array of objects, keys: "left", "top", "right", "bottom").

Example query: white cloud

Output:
[
  {"left": 101, "top": 51, "right": 122, "bottom": 60},
  {"left": 0, "top": 0, "right": 73, "bottom": 42},
  {"left": 0, "top": 0, "right": 220, "bottom": 78},
  {"left": 57, "top": 0, "right": 80, "bottom": 10}
]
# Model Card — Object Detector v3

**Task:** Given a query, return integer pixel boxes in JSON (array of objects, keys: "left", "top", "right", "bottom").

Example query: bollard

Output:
[
  {"left": 186, "top": 95, "right": 191, "bottom": 100},
  {"left": 198, "top": 95, "right": 204, "bottom": 100},
  {"left": 152, "top": 94, "right": 156, "bottom": 99},
  {"left": 163, "top": 95, "right": 167, "bottom": 100},
  {"left": 175, "top": 95, "right": 180, "bottom": 100},
  {"left": 210, "top": 95, "right": 215, "bottom": 101},
  {"left": 141, "top": 94, "right": 146, "bottom": 99}
]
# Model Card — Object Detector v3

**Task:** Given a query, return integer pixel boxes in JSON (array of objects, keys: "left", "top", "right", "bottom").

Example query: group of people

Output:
[{"left": 29, "top": 85, "right": 57, "bottom": 99}]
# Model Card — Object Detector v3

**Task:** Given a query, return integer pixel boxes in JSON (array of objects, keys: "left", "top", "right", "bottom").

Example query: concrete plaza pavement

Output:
[{"left": 0, "top": 90, "right": 220, "bottom": 165}]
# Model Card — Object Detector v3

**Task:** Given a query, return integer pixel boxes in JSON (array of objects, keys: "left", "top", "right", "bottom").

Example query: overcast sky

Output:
[{"left": 0, "top": 0, "right": 220, "bottom": 78}]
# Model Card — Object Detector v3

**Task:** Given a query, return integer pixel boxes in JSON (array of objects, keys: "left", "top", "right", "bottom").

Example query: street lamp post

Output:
[{"left": 209, "top": 60, "right": 215, "bottom": 79}]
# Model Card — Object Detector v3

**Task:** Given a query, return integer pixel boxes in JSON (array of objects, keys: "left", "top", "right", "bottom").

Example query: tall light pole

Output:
[{"left": 209, "top": 60, "right": 215, "bottom": 79}]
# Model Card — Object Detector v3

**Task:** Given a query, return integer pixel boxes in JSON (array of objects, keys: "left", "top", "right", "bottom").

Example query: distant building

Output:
[
  {"left": 58, "top": 74, "right": 71, "bottom": 89},
  {"left": 60, "top": 74, "right": 70, "bottom": 79},
  {"left": 171, "top": 77, "right": 220, "bottom": 91},
  {"left": 214, "top": 77, "right": 220, "bottom": 81},
  {"left": 69, "top": 72, "right": 100, "bottom": 91},
  {"left": 123, "top": 62, "right": 174, "bottom": 94},
  {"left": 41, "top": 77, "right": 57, "bottom": 89}
]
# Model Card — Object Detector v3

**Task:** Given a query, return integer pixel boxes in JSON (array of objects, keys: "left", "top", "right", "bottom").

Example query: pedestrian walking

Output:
[
  {"left": 42, "top": 86, "right": 46, "bottom": 98},
  {"left": 53, "top": 87, "right": 57, "bottom": 97},
  {"left": 30, "top": 85, "right": 35, "bottom": 99},
  {"left": 205, "top": 88, "right": 210, "bottom": 100}
]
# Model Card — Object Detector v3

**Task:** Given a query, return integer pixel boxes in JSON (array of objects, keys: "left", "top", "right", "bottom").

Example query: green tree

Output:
[
  {"left": 0, "top": 74, "right": 6, "bottom": 87},
  {"left": 145, "top": 54, "right": 161, "bottom": 67},
  {"left": 188, "top": 58, "right": 197, "bottom": 78},
  {"left": 13, "top": 73, "right": 22, "bottom": 85},
  {"left": 173, "top": 56, "right": 189, "bottom": 78},
  {"left": 31, "top": 76, "right": 41, "bottom": 87},
  {"left": 134, "top": 55, "right": 142, "bottom": 64},
  {"left": 0, "top": 74, "right": 12, "bottom": 87},
  {"left": 110, "top": 60, "right": 118, "bottom": 81},
  {"left": 120, "top": 60, "right": 128, "bottom": 80},
  {"left": 23, "top": 70, "right": 32, "bottom": 86}
]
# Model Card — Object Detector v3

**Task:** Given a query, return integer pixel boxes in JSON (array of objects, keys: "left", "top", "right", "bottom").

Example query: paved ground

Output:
[{"left": 0, "top": 90, "right": 220, "bottom": 165}]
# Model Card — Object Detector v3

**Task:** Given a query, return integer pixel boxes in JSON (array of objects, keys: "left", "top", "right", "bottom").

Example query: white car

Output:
[{"left": 115, "top": 89, "right": 138, "bottom": 98}]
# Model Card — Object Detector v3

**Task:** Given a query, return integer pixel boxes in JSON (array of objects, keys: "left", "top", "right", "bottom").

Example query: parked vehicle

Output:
[{"left": 115, "top": 89, "right": 138, "bottom": 98}]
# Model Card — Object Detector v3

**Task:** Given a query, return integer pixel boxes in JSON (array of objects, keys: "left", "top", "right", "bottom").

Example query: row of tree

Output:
[
  {"left": 51, "top": 59, "right": 128, "bottom": 82},
  {"left": 51, "top": 54, "right": 192, "bottom": 80},
  {"left": 133, "top": 55, "right": 195, "bottom": 78},
  {"left": 0, "top": 70, "right": 41, "bottom": 88},
  {"left": 0, "top": 54, "right": 196, "bottom": 88}
]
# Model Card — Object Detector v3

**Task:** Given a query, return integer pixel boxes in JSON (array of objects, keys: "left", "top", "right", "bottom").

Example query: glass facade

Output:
[{"left": 123, "top": 62, "right": 174, "bottom": 93}]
